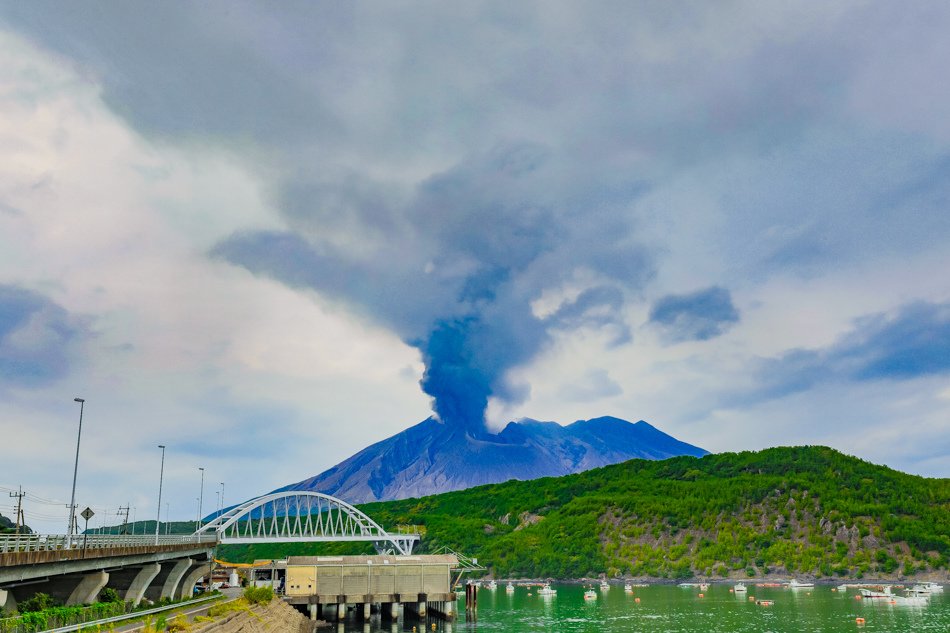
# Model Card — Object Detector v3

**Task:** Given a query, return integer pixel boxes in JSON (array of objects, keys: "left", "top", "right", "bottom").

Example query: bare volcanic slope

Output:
[{"left": 280, "top": 416, "right": 708, "bottom": 503}]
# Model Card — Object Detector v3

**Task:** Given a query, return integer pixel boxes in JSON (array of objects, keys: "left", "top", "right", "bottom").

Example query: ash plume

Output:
[{"left": 215, "top": 143, "right": 651, "bottom": 433}]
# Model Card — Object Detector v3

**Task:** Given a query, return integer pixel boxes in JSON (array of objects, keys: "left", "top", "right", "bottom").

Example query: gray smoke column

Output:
[{"left": 214, "top": 143, "right": 651, "bottom": 433}]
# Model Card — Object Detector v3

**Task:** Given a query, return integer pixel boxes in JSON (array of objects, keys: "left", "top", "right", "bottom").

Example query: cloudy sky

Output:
[{"left": 1, "top": 1, "right": 949, "bottom": 532}]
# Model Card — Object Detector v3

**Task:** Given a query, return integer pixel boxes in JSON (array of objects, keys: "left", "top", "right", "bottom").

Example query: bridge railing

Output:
[{"left": 0, "top": 533, "right": 218, "bottom": 554}]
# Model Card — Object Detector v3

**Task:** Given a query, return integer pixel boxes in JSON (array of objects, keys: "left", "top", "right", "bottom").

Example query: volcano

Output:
[{"left": 279, "top": 416, "right": 708, "bottom": 503}]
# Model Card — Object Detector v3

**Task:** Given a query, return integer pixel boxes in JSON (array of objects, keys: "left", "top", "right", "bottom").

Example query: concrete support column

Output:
[
  {"left": 445, "top": 598, "right": 455, "bottom": 619},
  {"left": 0, "top": 588, "right": 16, "bottom": 613},
  {"left": 66, "top": 571, "right": 109, "bottom": 606},
  {"left": 177, "top": 563, "right": 211, "bottom": 600},
  {"left": 337, "top": 602, "right": 346, "bottom": 620},
  {"left": 160, "top": 559, "right": 193, "bottom": 600},
  {"left": 124, "top": 563, "right": 161, "bottom": 606},
  {"left": 388, "top": 601, "right": 398, "bottom": 619},
  {"left": 418, "top": 600, "right": 426, "bottom": 617},
  {"left": 309, "top": 604, "right": 317, "bottom": 621},
  {"left": 363, "top": 602, "right": 370, "bottom": 619}
]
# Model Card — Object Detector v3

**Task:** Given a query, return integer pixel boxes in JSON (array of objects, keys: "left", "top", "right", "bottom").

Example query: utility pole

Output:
[
  {"left": 197, "top": 467, "right": 205, "bottom": 530},
  {"left": 117, "top": 506, "right": 130, "bottom": 534},
  {"left": 155, "top": 445, "right": 166, "bottom": 545},
  {"left": 9, "top": 486, "right": 25, "bottom": 535}
]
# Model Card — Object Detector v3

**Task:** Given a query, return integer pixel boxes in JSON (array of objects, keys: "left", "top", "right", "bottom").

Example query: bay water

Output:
[{"left": 338, "top": 582, "right": 949, "bottom": 633}]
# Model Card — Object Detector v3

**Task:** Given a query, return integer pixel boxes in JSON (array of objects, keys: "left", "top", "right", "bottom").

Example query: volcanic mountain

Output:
[{"left": 280, "top": 416, "right": 708, "bottom": 503}]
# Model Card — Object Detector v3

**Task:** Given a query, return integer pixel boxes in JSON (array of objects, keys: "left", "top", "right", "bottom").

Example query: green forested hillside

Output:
[{"left": 223, "top": 446, "right": 950, "bottom": 580}]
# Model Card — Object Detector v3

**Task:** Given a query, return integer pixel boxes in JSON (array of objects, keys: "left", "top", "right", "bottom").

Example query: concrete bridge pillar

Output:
[
  {"left": 337, "top": 602, "right": 346, "bottom": 620},
  {"left": 388, "top": 601, "right": 398, "bottom": 619},
  {"left": 363, "top": 602, "right": 371, "bottom": 619},
  {"left": 66, "top": 571, "right": 110, "bottom": 606},
  {"left": 127, "top": 563, "right": 161, "bottom": 605},
  {"left": 145, "top": 558, "right": 193, "bottom": 602},
  {"left": 177, "top": 563, "right": 211, "bottom": 600},
  {"left": 161, "top": 559, "right": 193, "bottom": 600},
  {"left": 106, "top": 563, "right": 161, "bottom": 606},
  {"left": 0, "top": 587, "right": 16, "bottom": 613}
]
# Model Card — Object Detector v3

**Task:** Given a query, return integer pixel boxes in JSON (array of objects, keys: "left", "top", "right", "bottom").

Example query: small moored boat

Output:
[
  {"left": 733, "top": 583, "right": 747, "bottom": 593},
  {"left": 584, "top": 588, "right": 597, "bottom": 600},
  {"left": 789, "top": 579, "right": 814, "bottom": 588},
  {"left": 506, "top": 582, "right": 515, "bottom": 593}
]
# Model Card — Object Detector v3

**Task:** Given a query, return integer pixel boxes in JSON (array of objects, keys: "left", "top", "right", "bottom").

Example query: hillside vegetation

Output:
[{"left": 222, "top": 447, "right": 949, "bottom": 580}]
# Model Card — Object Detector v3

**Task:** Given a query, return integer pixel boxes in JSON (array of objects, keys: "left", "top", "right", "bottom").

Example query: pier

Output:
[{"left": 281, "top": 554, "right": 458, "bottom": 622}]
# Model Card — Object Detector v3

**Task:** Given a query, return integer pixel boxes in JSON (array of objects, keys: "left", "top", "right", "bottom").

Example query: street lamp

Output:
[
  {"left": 219, "top": 482, "right": 225, "bottom": 513},
  {"left": 155, "top": 445, "right": 166, "bottom": 545},
  {"left": 67, "top": 398, "right": 85, "bottom": 541},
  {"left": 197, "top": 467, "right": 205, "bottom": 530},
  {"left": 165, "top": 502, "right": 170, "bottom": 535}
]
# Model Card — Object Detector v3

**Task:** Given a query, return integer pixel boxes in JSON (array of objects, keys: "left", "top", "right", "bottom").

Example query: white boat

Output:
[
  {"left": 789, "top": 579, "right": 814, "bottom": 588},
  {"left": 584, "top": 588, "right": 597, "bottom": 600},
  {"left": 860, "top": 586, "right": 893, "bottom": 599},
  {"left": 600, "top": 580, "right": 610, "bottom": 590},
  {"left": 623, "top": 583, "right": 633, "bottom": 593},
  {"left": 733, "top": 583, "right": 747, "bottom": 593},
  {"left": 699, "top": 583, "right": 709, "bottom": 591},
  {"left": 837, "top": 584, "right": 849, "bottom": 592},
  {"left": 506, "top": 582, "right": 515, "bottom": 593},
  {"left": 486, "top": 580, "right": 497, "bottom": 590},
  {"left": 538, "top": 584, "right": 556, "bottom": 596},
  {"left": 912, "top": 582, "right": 943, "bottom": 593},
  {"left": 678, "top": 582, "right": 699, "bottom": 588}
]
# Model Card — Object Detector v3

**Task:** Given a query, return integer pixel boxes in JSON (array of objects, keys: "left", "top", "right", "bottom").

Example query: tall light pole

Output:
[
  {"left": 219, "top": 482, "right": 225, "bottom": 514},
  {"left": 67, "top": 398, "right": 85, "bottom": 541},
  {"left": 155, "top": 445, "right": 166, "bottom": 545},
  {"left": 197, "top": 467, "right": 205, "bottom": 530},
  {"left": 165, "top": 503, "right": 170, "bottom": 535}
]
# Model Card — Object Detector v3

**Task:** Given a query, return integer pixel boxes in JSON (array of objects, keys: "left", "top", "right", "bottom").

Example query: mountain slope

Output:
[
  {"left": 358, "top": 446, "right": 950, "bottom": 580},
  {"left": 282, "top": 416, "right": 708, "bottom": 502}
]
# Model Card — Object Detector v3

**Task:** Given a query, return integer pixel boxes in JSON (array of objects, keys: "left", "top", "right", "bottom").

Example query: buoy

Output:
[
  {"left": 635, "top": 597, "right": 640, "bottom": 603},
  {"left": 856, "top": 617, "right": 865, "bottom": 625},
  {"left": 729, "top": 589, "right": 734, "bottom": 593},
  {"left": 749, "top": 596, "right": 755, "bottom": 601},
  {"left": 855, "top": 595, "right": 863, "bottom": 600},
  {"left": 698, "top": 593, "right": 704, "bottom": 598},
  {"left": 832, "top": 588, "right": 837, "bottom": 592},
  {"left": 432, "top": 624, "right": 436, "bottom": 631}
]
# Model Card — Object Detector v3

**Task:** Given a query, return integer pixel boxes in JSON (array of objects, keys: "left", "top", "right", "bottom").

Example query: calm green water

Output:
[{"left": 340, "top": 582, "right": 949, "bottom": 633}]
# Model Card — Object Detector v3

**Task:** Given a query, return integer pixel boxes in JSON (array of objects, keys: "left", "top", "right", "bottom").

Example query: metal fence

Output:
[{"left": 0, "top": 533, "right": 218, "bottom": 554}]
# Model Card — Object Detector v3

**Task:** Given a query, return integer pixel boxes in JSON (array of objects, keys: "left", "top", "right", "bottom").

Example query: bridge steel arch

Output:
[{"left": 194, "top": 491, "right": 419, "bottom": 555}]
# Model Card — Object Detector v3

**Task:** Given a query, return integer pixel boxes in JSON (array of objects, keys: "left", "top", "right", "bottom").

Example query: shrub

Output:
[
  {"left": 165, "top": 614, "right": 191, "bottom": 632},
  {"left": 17, "top": 593, "right": 58, "bottom": 613},
  {"left": 98, "top": 588, "right": 122, "bottom": 604},
  {"left": 242, "top": 586, "right": 274, "bottom": 605}
]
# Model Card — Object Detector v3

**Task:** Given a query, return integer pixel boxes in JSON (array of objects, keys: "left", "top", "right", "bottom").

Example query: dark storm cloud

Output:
[
  {"left": 0, "top": 284, "right": 90, "bottom": 387},
  {"left": 6, "top": 0, "right": 950, "bottom": 438},
  {"left": 649, "top": 286, "right": 740, "bottom": 342},
  {"left": 753, "top": 301, "right": 950, "bottom": 401}
]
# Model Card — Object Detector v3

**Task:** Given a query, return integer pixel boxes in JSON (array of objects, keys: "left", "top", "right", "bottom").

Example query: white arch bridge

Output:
[{"left": 194, "top": 491, "right": 419, "bottom": 555}]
